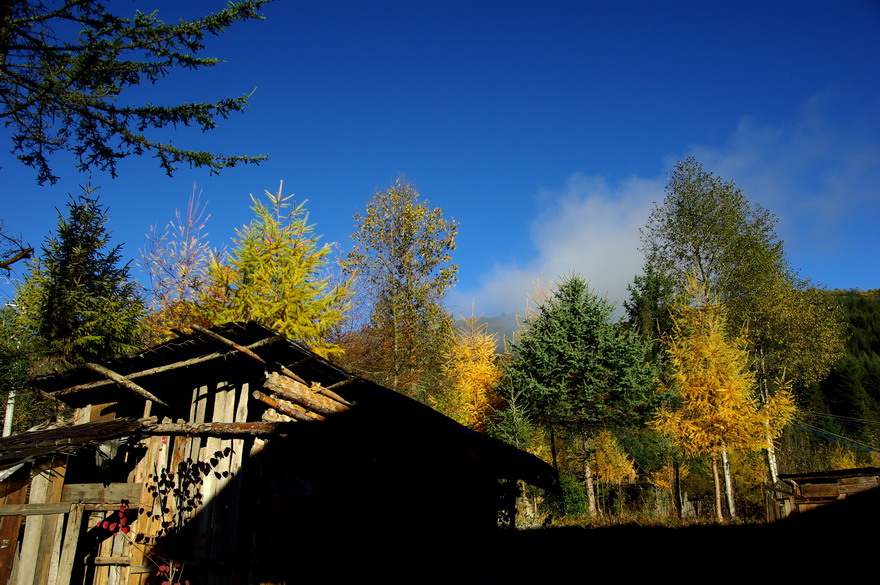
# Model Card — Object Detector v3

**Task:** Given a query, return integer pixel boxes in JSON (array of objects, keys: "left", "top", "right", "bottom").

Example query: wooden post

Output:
[{"left": 56, "top": 504, "right": 84, "bottom": 585}]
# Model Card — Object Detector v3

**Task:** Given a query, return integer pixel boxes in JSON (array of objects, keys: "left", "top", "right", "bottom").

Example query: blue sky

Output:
[{"left": 2, "top": 0, "right": 878, "bottom": 318}]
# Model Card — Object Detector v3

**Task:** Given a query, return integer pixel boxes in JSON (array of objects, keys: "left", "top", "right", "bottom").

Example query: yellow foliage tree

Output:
[
  {"left": 591, "top": 430, "right": 637, "bottom": 485},
  {"left": 434, "top": 316, "right": 502, "bottom": 432},
  {"left": 652, "top": 274, "right": 795, "bottom": 521},
  {"left": 203, "top": 183, "right": 352, "bottom": 358}
]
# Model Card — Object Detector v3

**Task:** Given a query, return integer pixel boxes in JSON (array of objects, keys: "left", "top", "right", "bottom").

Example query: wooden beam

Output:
[
  {"left": 252, "top": 391, "right": 322, "bottom": 422},
  {"left": 191, "top": 325, "right": 267, "bottom": 363},
  {"left": 315, "top": 381, "right": 354, "bottom": 406},
  {"left": 51, "top": 335, "right": 284, "bottom": 397},
  {"left": 83, "top": 363, "right": 169, "bottom": 407},
  {"left": 264, "top": 372, "right": 350, "bottom": 417},
  {"left": 61, "top": 483, "right": 142, "bottom": 504},
  {"left": 56, "top": 503, "right": 84, "bottom": 585},
  {"left": 141, "top": 421, "right": 284, "bottom": 436},
  {"left": 0, "top": 503, "right": 124, "bottom": 516}
]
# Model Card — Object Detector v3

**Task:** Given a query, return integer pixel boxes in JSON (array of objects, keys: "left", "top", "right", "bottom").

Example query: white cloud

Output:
[
  {"left": 451, "top": 173, "right": 662, "bottom": 316},
  {"left": 454, "top": 94, "right": 880, "bottom": 318}
]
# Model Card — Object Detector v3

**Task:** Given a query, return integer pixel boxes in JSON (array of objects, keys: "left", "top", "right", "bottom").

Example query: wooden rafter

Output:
[
  {"left": 83, "top": 363, "right": 169, "bottom": 407},
  {"left": 51, "top": 335, "right": 284, "bottom": 397},
  {"left": 191, "top": 325, "right": 316, "bottom": 387},
  {"left": 191, "top": 325, "right": 266, "bottom": 363}
]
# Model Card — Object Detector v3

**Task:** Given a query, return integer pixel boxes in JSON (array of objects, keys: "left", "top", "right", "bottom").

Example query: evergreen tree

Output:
[
  {"left": 16, "top": 187, "right": 144, "bottom": 368},
  {"left": 504, "top": 275, "right": 658, "bottom": 428},
  {"left": 624, "top": 259, "right": 675, "bottom": 341},
  {"left": 503, "top": 275, "right": 658, "bottom": 514},
  {"left": 203, "top": 183, "right": 352, "bottom": 358},
  {"left": 1, "top": 0, "right": 269, "bottom": 184}
]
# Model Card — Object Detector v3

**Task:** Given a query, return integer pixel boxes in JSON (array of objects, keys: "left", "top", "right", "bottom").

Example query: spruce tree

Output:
[
  {"left": 1, "top": 0, "right": 269, "bottom": 185},
  {"left": 16, "top": 186, "right": 144, "bottom": 368}
]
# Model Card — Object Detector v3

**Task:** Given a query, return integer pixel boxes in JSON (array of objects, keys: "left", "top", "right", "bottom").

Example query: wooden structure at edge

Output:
[
  {"left": 0, "top": 322, "right": 557, "bottom": 585},
  {"left": 766, "top": 467, "right": 880, "bottom": 521}
]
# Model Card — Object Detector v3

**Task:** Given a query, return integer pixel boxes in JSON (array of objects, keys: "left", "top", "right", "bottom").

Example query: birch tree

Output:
[
  {"left": 341, "top": 177, "right": 458, "bottom": 397},
  {"left": 641, "top": 157, "right": 844, "bottom": 482},
  {"left": 652, "top": 274, "right": 795, "bottom": 521}
]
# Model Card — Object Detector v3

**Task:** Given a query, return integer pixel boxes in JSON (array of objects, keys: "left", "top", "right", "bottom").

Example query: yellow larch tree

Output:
[
  {"left": 434, "top": 316, "right": 503, "bottom": 432},
  {"left": 202, "top": 183, "right": 352, "bottom": 358},
  {"left": 652, "top": 274, "right": 769, "bottom": 521},
  {"left": 591, "top": 429, "right": 637, "bottom": 486}
]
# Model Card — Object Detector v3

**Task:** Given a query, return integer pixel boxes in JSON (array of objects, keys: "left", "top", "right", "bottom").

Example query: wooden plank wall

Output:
[
  {"left": 0, "top": 473, "right": 29, "bottom": 584},
  {"left": 2, "top": 376, "right": 258, "bottom": 585}
]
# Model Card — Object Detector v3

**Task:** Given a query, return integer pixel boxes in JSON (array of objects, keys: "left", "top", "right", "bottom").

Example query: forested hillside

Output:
[{"left": 781, "top": 289, "right": 880, "bottom": 471}]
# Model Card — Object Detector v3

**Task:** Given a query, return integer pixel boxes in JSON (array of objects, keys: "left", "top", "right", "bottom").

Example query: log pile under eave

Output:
[{"left": 255, "top": 371, "right": 352, "bottom": 423}]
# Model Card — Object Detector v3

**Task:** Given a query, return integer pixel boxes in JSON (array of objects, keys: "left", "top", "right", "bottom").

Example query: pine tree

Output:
[
  {"left": 203, "top": 183, "right": 352, "bottom": 358},
  {"left": 16, "top": 187, "right": 144, "bottom": 368}
]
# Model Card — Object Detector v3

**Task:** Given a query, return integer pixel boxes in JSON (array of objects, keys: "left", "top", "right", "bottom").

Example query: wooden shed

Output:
[
  {"left": 767, "top": 467, "right": 880, "bottom": 520},
  {"left": 0, "top": 322, "right": 557, "bottom": 585}
]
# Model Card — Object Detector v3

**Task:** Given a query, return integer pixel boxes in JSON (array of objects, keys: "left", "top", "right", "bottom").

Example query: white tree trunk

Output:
[
  {"left": 721, "top": 444, "right": 736, "bottom": 519},
  {"left": 584, "top": 457, "right": 598, "bottom": 516},
  {"left": 711, "top": 455, "right": 723, "bottom": 522},
  {"left": 2, "top": 389, "right": 14, "bottom": 437},
  {"left": 765, "top": 423, "right": 780, "bottom": 484}
]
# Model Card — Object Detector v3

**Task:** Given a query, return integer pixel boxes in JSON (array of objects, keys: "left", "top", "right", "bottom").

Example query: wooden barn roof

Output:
[
  {"left": 20, "top": 322, "right": 558, "bottom": 491},
  {"left": 0, "top": 418, "right": 144, "bottom": 473}
]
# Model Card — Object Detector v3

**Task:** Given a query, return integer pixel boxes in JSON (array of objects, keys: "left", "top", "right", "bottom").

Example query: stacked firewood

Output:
[{"left": 254, "top": 371, "right": 353, "bottom": 423}]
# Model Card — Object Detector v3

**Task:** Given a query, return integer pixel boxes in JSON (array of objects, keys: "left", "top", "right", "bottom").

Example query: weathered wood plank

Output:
[
  {"left": 15, "top": 466, "right": 50, "bottom": 585},
  {"left": 0, "top": 502, "right": 130, "bottom": 516},
  {"left": 38, "top": 460, "right": 66, "bottom": 585},
  {"left": 143, "top": 421, "right": 281, "bottom": 436},
  {"left": 56, "top": 504, "right": 84, "bottom": 585},
  {"left": 61, "top": 483, "right": 143, "bottom": 505},
  {"left": 0, "top": 473, "right": 28, "bottom": 585}
]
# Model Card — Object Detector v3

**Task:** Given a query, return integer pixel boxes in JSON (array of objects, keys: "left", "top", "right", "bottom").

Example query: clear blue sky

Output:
[{"left": 2, "top": 0, "right": 878, "bottom": 318}]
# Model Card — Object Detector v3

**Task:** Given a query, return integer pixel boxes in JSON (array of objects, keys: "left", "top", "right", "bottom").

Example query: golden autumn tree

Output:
[
  {"left": 341, "top": 177, "right": 458, "bottom": 397},
  {"left": 203, "top": 183, "right": 352, "bottom": 358},
  {"left": 652, "top": 274, "right": 794, "bottom": 521},
  {"left": 433, "top": 316, "right": 503, "bottom": 432}
]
